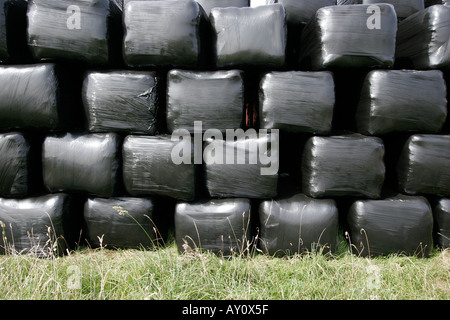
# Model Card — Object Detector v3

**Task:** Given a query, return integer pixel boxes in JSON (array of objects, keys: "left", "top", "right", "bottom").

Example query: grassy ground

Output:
[{"left": 0, "top": 232, "right": 448, "bottom": 300}]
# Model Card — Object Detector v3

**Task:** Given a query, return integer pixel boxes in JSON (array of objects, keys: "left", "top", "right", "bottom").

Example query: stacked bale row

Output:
[{"left": 0, "top": 0, "right": 448, "bottom": 258}]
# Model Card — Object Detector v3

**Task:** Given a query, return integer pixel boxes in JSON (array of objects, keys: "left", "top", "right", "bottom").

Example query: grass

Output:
[{"left": 0, "top": 231, "right": 449, "bottom": 300}]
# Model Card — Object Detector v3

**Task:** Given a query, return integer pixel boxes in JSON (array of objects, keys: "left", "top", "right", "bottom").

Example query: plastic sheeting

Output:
[
  {"left": 277, "top": 0, "right": 336, "bottom": 25},
  {"left": 27, "top": 0, "right": 121, "bottom": 65},
  {"left": 175, "top": 198, "right": 251, "bottom": 255},
  {"left": 433, "top": 198, "right": 450, "bottom": 248},
  {"left": 301, "top": 134, "right": 385, "bottom": 198},
  {"left": 299, "top": 4, "right": 398, "bottom": 69},
  {"left": 123, "top": 0, "right": 208, "bottom": 68},
  {"left": 123, "top": 135, "right": 196, "bottom": 201},
  {"left": 82, "top": 70, "right": 159, "bottom": 135},
  {"left": 167, "top": 69, "right": 244, "bottom": 133},
  {"left": 396, "top": 5, "right": 450, "bottom": 70},
  {"left": 363, "top": 0, "right": 424, "bottom": 19},
  {"left": 42, "top": 133, "right": 121, "bottom": 197},
  {"left": 204, "top": 133, "right": 279, "bottom": 199},
  {"left": 259, "top": 193, "right": 339, "bottom": 256},
  {"left": 83, "top": 197, "right": 161, "bottom": 249},
  {"left": 210, "top": 4, "right": 287, "bottom": 68},
  {"left": 0, "top": 193, "right": 72, "bottom": 256},
  {"left": 0, "top": 64, "right": 71, "bottom": 131},
  {"left": 196, "top": 0, "right": 248, "bottom": 16},
  {"left": 356, "top": 70, "right": 448, "bottom": 135},
  {"left": 259, "top": 71, "right": 335, "bottom": 134},
  {"left": 346, "top": 194, "right": 433, "bottom": 257},
  {"left": 0, "top": 132, "right": 31, "bottom": 197},
  {"left": 397, "top": 134, "right": 450, "bottom": 196},
  {"left": 337, "top": 0, "right": 362, "bottom": 4}
]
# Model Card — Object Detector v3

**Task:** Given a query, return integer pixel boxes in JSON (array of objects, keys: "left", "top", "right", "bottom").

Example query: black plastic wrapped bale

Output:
[
  {"left": 337, "top": 0, "right": 362, "bottom": 4},
  {"left": 42, "top": 133, "right": 121, "bottom": 197},
  {"left": 123, "top": 0, "right": 209, "bottom": 69},
  {"left": 356, "top": 70, "right": 447, "bottom": 136},
  {"left": 0, "top": 64, "right": 74, "bottom": 131},
  {"left": 0, "top": 0, "right": 32, "bottom": 63},
  {"left": 277, "top": 0, "right": 336, "bottom": 25},
  {"left": 123, "top": 135, "right": 196, "bottom": 201},
  {"left": 425, "top": 0, "right": 449, "bottom": 8},
  {"left": 27, "top": 0, "right": 122, "bottom": 66},
  {"left": 82, "top": 70, "right": 159, "bottom": 135},
  {"left": 363, "top": 0, "right": 424, "bottom": 20},
  {"left": 175, "top": 198, "right": 251, "bottom": 255},
  {"left": 259, "top": 194, "right": 339, "bottom": 256},
  {"left": 0, "top": 132, "right": 32, "bottom": 197},
  {"left": 196, "top": 0, "right": 249, "bottom": 16},
  {"left": 396, "top": 5, "right": 450, "bottom": 70},
  {"left": 204, "top": 133, "right": 279, "bottom": 199},
  {"left": 397, "top": 134, "right": 450, "bottom": 196},
  {"left": 167, "top": 69, "right": 244, "bottom": 134},
  {"left": 259, "top": 71, "right": 335, "bottom": 134},
  {"left": 433, "top": 198, "right": 450, "bottom": 248},
  {"left": 0, "top": 193, "right": 72, "bottom": 257},
  {"left": 83, "top": 197, "right": 162, "bottom": 250},
  {"left": 299, "top": 4, "right": 397, "bottom": 70},
  {"left": 301, "top": 134, "right": 385, "bottom": 198},
  {"left": 347, "top": 194, "right": 433, "bottom": 257},
  {"left": 210, "top": 4, "right": 287, "bottom": 69}
]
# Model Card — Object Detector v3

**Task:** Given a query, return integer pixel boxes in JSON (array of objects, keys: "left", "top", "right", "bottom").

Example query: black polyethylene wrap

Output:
[
  {"left": 27, "top": 0, "right": 117, "bottom": 65},
  {"left": 204, "top": 134, "right": 279, "bottom": 199},
  {"left": 337, "top": 0, "right": 362, "bottom": 4},
  {"left": 356, "top": 70, "right": 447, "bottom": 135},
  {"left": 299, "top": 4, "right": 397, "bottom": 69},
  {"left": 43, "top": 133, "right": 121, "bottom": 197},
  {"left": 167, "top": 69, "right": 244, "bottom": 133},
  {"left": 175, "top": 198, "right": 251, "bottom": 255},
  {"left": 259, "top": 71, "right": 335, "bottom": 134},
  {"left": 0, "top": 132, "right": 31, "bottom": 197},
  {"left": 82, "top": 70, "right": 159, "bottom": 135},
  {"left": 210, "top": 4, "right": 287, "bottom": 68},
  {"left": 0, "top": 193, "right": 71, "bottom": 256},
  {"left": 277, "top": 0, "right": 336, "bottom": 25},
  {"left": 0, "top": 64, "right": 67, "bottom": 131},
  {"left": 123, "top": 135, "right": 196, "bottom": 201},
  {"left": 84, "top": 197, "right": 160, "bottom": 249},
  {"left": 259, "top": 193, "right": 339, "bottom": 256},
  {"left": 433, "top": 198, "right": 450, "bottom": 248},
  {"left": 363, "top": 0, "right": 424, "bottom": 19},
  {"left": 302, "top": 134, "right": 385, "bottom": 198},
  {"left": 397, "top": 134, "right": 450, "bottom": 196},
  {"left": 347, "top": 194, "right": 433, "bottom": 257},
  {"left": 123, "top": 0, "right": 205, "bottom": 68},
  {"left": 396, "top": 5, "right": 450, "bottom": 69}
]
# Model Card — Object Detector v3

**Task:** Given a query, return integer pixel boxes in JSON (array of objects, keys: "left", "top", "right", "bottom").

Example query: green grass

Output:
[{"left": 0, "top": 233, "right": 448, "bottom": 300}]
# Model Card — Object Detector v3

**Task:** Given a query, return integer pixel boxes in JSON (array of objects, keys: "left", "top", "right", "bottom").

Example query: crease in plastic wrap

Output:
[
  {"left": 43, "top": 133, "right": 121, "bottom": 197},
  {"left": 356, "top": 70, "right": 448, "bottom": 135},
  {"left": 299, "top": 4, "right": 398, "bottom": 69},
  {"left": 259, "top": 193, "right": 339, "bottom": 256},
  {"left": 433, "top": 198, "right": 450, "bottom": 248},
  {"left": 175, "top": 198, "right": 251, "bottom": 255},
  {"left": 0, "top": 0, "right": 31, "bottom": 63},
  {"left": 0, "top": 64, "right": 72, "bottom": 131},
  {"left": 337, "top": 0, "right": 362, "bottom": 4},
  {"left": 123, "top": 135, "right": 196, "bottom": 201},
  {"left": 204, "top": 133, "right": 279, "bottom": 199},
  {"left": 84, "top": 197, "right": 162, "bottom": 250},
  {"left": 82, "top": 70, "right": 159, "bottom": 135},
  {"left": 167, "top": 69, "right": 244, "bottom": 134},
  {"left": 347, "top": 194, "right": 433, "bottom": 257},
  {"left": 301, "top": 134, "right": 385, "bottom": 198},
  {"left": 259, "top": 71, "right": 335, "bottom": 134},
  {"left": 210, "top": 4, "right": 287, "bottom": 68},
  {"left": 397, "top": 134, "right": 450, "bottom": 196},
  {"left": 0, "top": 193, "right": 72, "bottom": 257},
  {"left": 0, "top": 133, "right": 32, "bottom": 197},
  {"left": 123, "top": 0, "right": 209, "bottom": 68},
  {"left": 363, "top": 0, "right": 424, "bottom": 20},
  {"left": 27, "top": 0, "right": 122, "bottom": 65},
  {"left": 396, "top": 5, "right": 450, "bottom": 69},
  {"left": 196, "top": 0, "right": 249, "bottom": 16}
]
